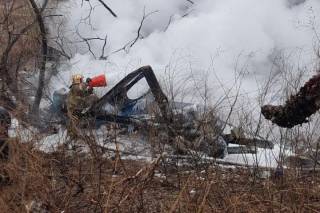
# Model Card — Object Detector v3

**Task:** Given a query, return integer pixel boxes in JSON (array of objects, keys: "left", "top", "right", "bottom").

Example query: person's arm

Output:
[{"left": 85, "top": 78, "right": 94, "bottom": 94}]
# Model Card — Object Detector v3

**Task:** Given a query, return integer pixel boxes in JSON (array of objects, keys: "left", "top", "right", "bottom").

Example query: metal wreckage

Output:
[{"left": 51, "top": 66, "right": 273, "bottom": 159}]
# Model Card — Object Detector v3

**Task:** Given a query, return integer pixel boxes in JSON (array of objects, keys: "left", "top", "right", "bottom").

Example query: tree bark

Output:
[{"left": 29, "top": 0, "right": 48, "bottom": 118}]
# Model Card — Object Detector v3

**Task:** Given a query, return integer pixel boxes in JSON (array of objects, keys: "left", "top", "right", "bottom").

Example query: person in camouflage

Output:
[
  {"left": 261, "top": 72, "right": 320, "bottom": 128},
  {"left": 66, "top": 74, "right": 98, "bottom": 139}
]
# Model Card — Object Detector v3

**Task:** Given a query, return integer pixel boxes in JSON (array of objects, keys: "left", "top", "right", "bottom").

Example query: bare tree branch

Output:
[
  {"left": 96, "top": 0, "right": 117, "bottom": 18},
  {"left": 111, "top": 8, "right": 158, "bottom": 55},
  {"left": 100, "top": 33, "right": 108, "bottom": 60},
  {"left": 0, "top": 19, "right": 37, "bottom": 88},
  {"left": 76, "top": 28, "right": 108, "bottom": 59},
  {"left": 52, "top": 21, "right": 72, "bottom": 60}
]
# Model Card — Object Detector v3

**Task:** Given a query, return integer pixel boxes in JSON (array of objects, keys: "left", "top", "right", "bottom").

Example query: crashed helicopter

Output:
[{"left": 51, "top": 66, "right": 273, "bottom": 158}]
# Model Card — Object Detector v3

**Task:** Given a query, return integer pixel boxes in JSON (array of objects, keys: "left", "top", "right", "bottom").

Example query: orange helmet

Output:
[{"left": 72, "top": 74, "right": 83, "bottom": 84}]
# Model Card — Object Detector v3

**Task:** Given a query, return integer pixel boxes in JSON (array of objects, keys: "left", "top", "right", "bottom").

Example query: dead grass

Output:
[{"left": 1, "top": 138, "right": 320, "bottom": 213}]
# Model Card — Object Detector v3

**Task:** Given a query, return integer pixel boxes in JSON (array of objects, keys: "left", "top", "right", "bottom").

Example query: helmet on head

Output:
[
  {"left": 0, "top": 107, "right": 11, "bottom": 128},
  {"left": 72, "top": 74, "right": 84, "bottom": 84}
]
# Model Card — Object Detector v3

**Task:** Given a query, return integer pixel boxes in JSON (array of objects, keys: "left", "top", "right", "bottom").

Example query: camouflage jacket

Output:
[{"left": 67, "top": 83, "right": 92, "bottom": 114}]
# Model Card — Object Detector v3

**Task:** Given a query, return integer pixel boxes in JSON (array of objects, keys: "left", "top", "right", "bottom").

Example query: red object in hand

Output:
[{"left": 88, "top": 74, "right": 107, "bottom": 87}]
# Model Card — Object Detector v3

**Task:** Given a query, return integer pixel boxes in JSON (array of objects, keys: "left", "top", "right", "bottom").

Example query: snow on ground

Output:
[
  {"left": 38, "top": 126, "right": 153, "bottom": 158},
  {"left": 222, "top": 145, "right": 288, "bottom": 168},
  {"left": 37, "top": 125, "right": 284, "bottom": 168},
  {"left": 38, "top": 127, "right": 68, "bottom": 152}
]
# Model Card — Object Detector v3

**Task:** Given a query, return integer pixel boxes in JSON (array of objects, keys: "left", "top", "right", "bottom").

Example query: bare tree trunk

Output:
[{"left": 29, "top": 0, "right": 48, "bottom": 118}]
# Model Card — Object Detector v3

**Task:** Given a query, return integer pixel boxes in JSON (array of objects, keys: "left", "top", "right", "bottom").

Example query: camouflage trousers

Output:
[
  {"left": 66, "top": 94, "right": 98, "bottom": 141},
  {"left": 66, "top": 111, "right": 95, "bottom": 141},
  {"left": 66, "top": 110, "right": 82, "bottom": 141}
]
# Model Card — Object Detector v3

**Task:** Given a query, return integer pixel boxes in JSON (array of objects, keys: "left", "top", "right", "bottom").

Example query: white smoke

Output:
[{"left": 51, "top": 0, "right": 320, "bottom": 106}]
